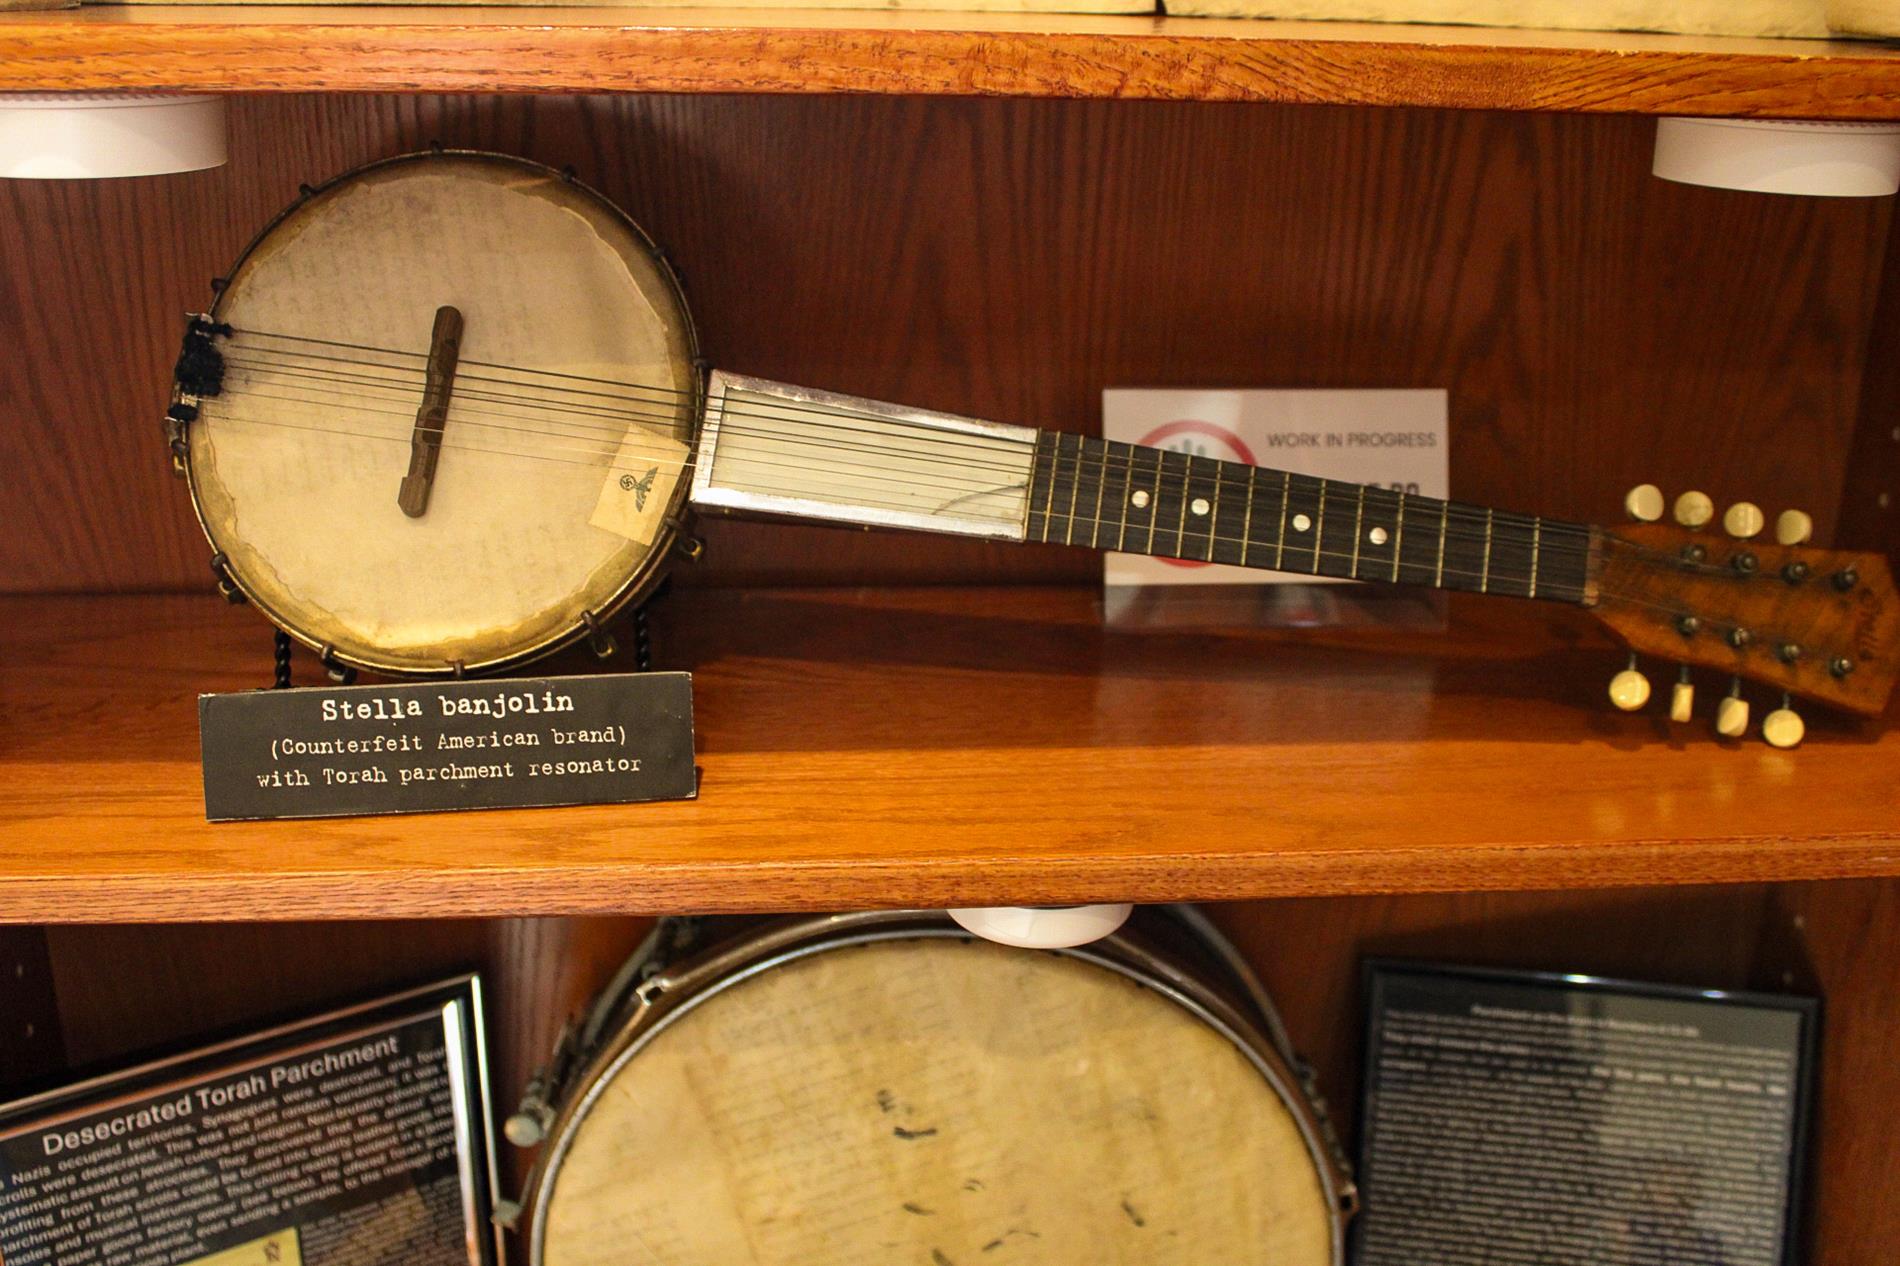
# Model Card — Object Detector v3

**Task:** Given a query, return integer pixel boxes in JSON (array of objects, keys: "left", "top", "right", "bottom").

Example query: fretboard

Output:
[{"left": 1022, "top": 432, "right": 1592, "bottom": 603}]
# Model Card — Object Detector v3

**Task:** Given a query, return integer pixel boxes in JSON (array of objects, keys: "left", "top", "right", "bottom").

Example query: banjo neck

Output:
[
  {"left": 689, "top": 371, "right": 1596, "bottom": 606},
  {"left": 1021, "top": 430, "right": 1594, "bottom": 603}
]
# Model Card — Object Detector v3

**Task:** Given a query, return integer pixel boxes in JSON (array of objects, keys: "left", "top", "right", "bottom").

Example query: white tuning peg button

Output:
[
  {"left": 1775, "top": 509, "right": 1814, "bottom": 547},
  {"left": 1610, "top": 667, "right": 1651, "bottom": 712},
  {"left": 1723, "top": 501, "right": 1765, "bottom": 540},
  {"left": 1763, "top": 703, "right": 1805, "bottom": 750},
  {"left": 1674, "top": 490, "right": 1714, "bottom": 529},
  {"left": 1669, "top": 673, "right": 1695, "bottom": 723},
  {"left": 1716, "top": 683, "right": 1750, "bottom": 738},
  {"left": 1624, "top": 484, "right": 1665, "bottom": 522}
]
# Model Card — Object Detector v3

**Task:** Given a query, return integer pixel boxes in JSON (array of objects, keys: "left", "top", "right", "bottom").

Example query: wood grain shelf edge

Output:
[
  {"left": 3, "top": 835, "right": 1900, "bottom": 923},
  {"left": 2, "top": 8, "right": 1899, "bottom": 115},
  {"left": 3, "top": 588, "right": 1899, "bottom": 922}
]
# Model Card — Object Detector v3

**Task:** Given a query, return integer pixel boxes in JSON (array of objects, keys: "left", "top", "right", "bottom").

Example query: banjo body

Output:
[
  {"left": 169, "top": 150, "right": 1898, "bottom": 737},
  {"left": 179, "top": 152, "right": 700, "bottom": 676}
]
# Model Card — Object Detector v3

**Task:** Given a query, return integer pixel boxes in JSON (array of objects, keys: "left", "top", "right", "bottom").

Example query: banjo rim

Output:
[
  {"left": 177, "top": 148, "right": 703, "bottom": 678},
  {"left": 520, "top": 909, "right": 1354, "bottom": 1266}
]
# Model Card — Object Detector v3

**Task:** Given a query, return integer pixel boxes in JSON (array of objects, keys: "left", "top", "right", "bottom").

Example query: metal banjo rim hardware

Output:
[
  {"left": 509, "top": 909, "right": 1355, "bottom": 1265},
  {"left": 317, "top": 644, "right": 357, "bottom": 686},
  {"left": 207, "top": 552, "right": 245, "bottom": 605},
  {"left": 169, "top": 148, "right": 706, "bottom": 681},
  {"left": 580, "top": 610, "right": 616, "bottom": 661}
]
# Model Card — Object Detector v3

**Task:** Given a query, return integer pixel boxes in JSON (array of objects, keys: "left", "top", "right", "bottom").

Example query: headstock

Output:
[{"left": 1588, "top": 484, "right": 1899, "bottom": 747}]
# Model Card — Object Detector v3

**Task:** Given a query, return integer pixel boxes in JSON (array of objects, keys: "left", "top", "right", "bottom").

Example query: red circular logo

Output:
[{"left": 1133, "top": 421, "right": 1255, "bottom": 569}]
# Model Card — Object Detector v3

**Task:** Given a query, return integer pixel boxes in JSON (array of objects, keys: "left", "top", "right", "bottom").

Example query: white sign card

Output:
[{"left": 1102, "top": 388, "right": 1450, "bottom": 587}]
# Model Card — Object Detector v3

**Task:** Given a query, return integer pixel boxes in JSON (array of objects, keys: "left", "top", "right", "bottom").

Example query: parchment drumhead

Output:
[
  {"left": 535, "top": 937, "right": 1337, "bottom": 1266},
  {"left": 187, "top": 152, "right": 697, "bottom": 674}
]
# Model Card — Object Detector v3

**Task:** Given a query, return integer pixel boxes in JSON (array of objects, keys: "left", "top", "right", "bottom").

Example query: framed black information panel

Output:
[
  {"left": 1357, "top": 962, "right": 1817, "bottom": 1266},
  {"left": 0, "top": 977, "right": 497, "bottom": 1266}
]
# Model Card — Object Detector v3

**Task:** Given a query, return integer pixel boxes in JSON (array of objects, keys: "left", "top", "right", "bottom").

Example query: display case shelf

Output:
[
  {"left": 3, "top": 7, "right": 1900, "bottom": 116},
  {"left": 2, "top": 585, "right": 1896, "bottom": 923}
]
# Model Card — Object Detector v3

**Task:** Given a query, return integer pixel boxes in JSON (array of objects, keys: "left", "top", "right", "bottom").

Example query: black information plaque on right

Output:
[{"left": 1357, "top": 962, "right": 1817, "bottom": 1266}]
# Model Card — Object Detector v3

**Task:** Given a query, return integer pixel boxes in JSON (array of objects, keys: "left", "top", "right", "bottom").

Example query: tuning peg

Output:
[
  {"left": 1674, "top": 490, "right": 1714, "bottom": 529},
  {"left": 1624, "top": 484, "right": 1665, "bottom": 522},
  {"left": 1669, "top": 667, "right": 1694, "bottom": 723},
  {"left": 1715, "top": 678, "right": 1749, "bottom": 738},
  {"left": 1723, "top": 501, "right": 1765, "bottom": 540},
  {"left": 1763, "top": 693, "right": 1805, "bottom": 750},
  {"left": 1609, "top": 654, "right": 1651, "bottom": 712},
  {"left": 1775, "top": 509, "right": 1814, "bottom": 547}
]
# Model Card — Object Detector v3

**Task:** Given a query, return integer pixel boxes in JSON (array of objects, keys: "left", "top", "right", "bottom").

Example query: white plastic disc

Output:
[
  {"left": 947, "top": 903, "right": 1135, "bottom": 948},
  {"left": 1654, "top": 117, "right": 1900, "bottom": 198},
  {"left": 0, "top": 93, "right": 226, "bottom": 179}
]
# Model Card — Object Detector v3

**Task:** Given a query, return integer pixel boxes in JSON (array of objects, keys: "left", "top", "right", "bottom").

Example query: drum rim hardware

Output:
[{"left": 504, "top": 907, "right": 1357, "bottom": 1265}]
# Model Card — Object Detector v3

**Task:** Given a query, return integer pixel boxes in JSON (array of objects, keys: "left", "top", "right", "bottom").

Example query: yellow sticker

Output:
[
  {"left": 184, "top": 1228, "right": 301, "bottom": 1266},
  {"left": 589, "top": 425, "right": 691, "bottom": 546}
]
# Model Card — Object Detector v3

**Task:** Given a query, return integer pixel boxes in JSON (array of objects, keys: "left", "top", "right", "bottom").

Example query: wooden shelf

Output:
[
  {"left": 2, "top": 586, "right": 1897, "bottom": 922},
  {"left": 3, "top": 7, "right": 1900, "bottom": 115}
]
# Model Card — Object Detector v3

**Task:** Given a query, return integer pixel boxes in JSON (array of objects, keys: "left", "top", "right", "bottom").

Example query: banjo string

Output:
[
  {"left": 218, "top": 356, "right": 1041, "bottom": 472},
  {"left": 213, "top": 343, "right": 1601, "bottom": 555},
  {"left": 202, "top": 396, "right": 1600, "bottom": 576},
  {"left": 220, "top": 331, "right": 1622, "bottom": 536},
  {"left": 211, "top": 371, "right": 1599, "bottom": 560},
  {"left": 202, "top": 402, "right": 1601, "bottom": 593},
  {"left": 226, "top": 367, "right": 1597, "bottom": 559},
  {"left": 203, "top": 332, "right": 1750, "bottom": 579},
  {"left": 225, "top": 332, "right": 1064, "bottom": 445}
]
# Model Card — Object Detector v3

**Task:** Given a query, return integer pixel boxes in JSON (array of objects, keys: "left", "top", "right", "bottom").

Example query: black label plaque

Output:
[
  {"left": 1358, "top": 962, "right": 1816, "bottom": 1266},
  {"left": 0, "top": 977, "right": 497, "bottom": 1266},
  {"left": 199, "top": 672, "right": 695, "bottom": 821}
]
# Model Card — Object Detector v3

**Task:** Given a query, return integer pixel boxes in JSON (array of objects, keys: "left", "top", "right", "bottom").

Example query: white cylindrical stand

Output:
[
  {"left": 0, "top": 94, "right": 226, "bottom": 179},
  {"left": 1654, "top": 117, "right": 1900, "bottom": 198},
  {"left": 948, "top": 904, "right": 1134, "bottom": 949}
]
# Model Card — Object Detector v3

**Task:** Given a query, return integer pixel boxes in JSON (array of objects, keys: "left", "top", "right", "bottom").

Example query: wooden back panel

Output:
[{"left": 0, "top": 94, "right": 1887, "bottom": 594}]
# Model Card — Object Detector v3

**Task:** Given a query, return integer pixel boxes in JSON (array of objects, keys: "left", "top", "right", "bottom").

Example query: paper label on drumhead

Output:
[{"left": 589, "top": 425, "right": 690, "bottom": 546}]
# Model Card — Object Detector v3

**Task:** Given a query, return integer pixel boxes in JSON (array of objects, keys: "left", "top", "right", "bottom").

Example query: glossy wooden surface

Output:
[
  {"left": 0, "top": 587, "right": 1895, "bottom": 921},
  {"left": 0, "top": 96, "right": 1886, "bottom": 596},
  {"left": 4, "top": 8, "right": 1900, "bottom": 111}
]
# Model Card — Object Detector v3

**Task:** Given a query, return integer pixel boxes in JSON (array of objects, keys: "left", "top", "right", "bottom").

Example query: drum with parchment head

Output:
[
  {"left": 174, "top": 151, "right": 700, "bottom": 677},
  {"left": 507, "top": 909, "right": 1356, "bottom": 1266}
]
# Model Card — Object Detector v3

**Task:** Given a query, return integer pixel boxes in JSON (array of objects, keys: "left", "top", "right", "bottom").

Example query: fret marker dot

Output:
[
  {"left": 1292, "top": 513, "right": 1312, "bottom": 533},
  {"left": 1131, "top": 490, "right": 1151, "bottom": 509},
  {"left": 1190, "top": 497, "right": 1210, "bottom": 517},
  {"left": 1369, "top": 526, "right": 1389, "bottom": 546}
]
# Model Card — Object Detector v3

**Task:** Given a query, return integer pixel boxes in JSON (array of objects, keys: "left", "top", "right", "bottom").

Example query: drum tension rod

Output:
[{"left": 397, "top": 305, "right": 465, "bottom": 518}]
